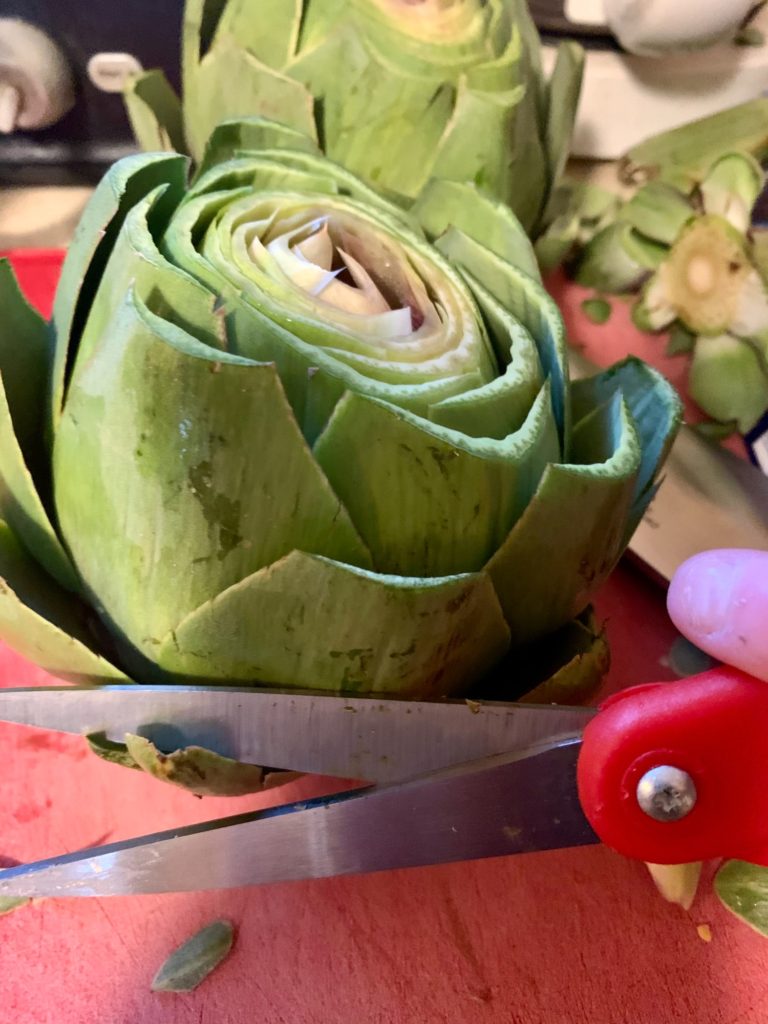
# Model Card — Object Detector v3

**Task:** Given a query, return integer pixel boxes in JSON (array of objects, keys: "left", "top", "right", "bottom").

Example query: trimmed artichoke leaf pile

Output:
[
  {"left": 0, "top": 128, "right": 679, "bottom": 790},
  {"left": 124, "top": 0, "right": 583, "bottom": 236},
  {"left": 538, "top": 100, "right": 768, "bottom": 441}
]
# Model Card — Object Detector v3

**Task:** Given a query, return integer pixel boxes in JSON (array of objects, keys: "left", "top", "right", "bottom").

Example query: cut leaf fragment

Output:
[
  {"left": 124, "top": 735, "right": 269, "bottom": 796},
  {"left": 151, "top": 920, "right": 235, "bottom": 992}
]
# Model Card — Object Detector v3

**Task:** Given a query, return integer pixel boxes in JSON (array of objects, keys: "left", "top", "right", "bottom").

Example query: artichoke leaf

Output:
[
  {"left": 291, "top": 28, "right": 455, "bottom": 199},
  {"left": 0, "top": 262, "right": 80, "bottom": 591},
  {"left": 0, "top": 522, "right": 126, "bottom": 683},
  {"left": 573, "top": 222, "right": 654, "bottom": 293},
  {"left": 622, "top": 181, "right": 694, "bottom": 246},
  {"left": 50, "top": 153, "right": 189, "bottom": 437},
  {"left": 436, "top": 231, "right": 569, "bottom": 442},
  {"left": 542, "top": 41, "right": 584, "bottom": 222},
  {"left": 474, "top": 607, "right": 609, "bottom": 704},
  {"left": 157, "top": 551, "right": 511, "bottom": 698},
  {"left": 194, "top": 116, "right": 321, "bottom": 179},
  {"left": 428, "top": 292, "right": 544, "bottom": 437},
  {"left": 0, "top": 261, "right": 50, "bottom": 469},
  {"left": 124, "top": 70, "right": 186, "bottom": 154},
  {"left": 570, "top": 357, "right": 682, "bottom": 533},
  {"left": 412, "top": 178, "right": 540, "bottom": 281},
  {"left": 72, "top": 185, "right": 227, "bottom": 378},
  {"left": 124, "top": 734, "right": 270, "bottom": 796},
  {"left": 0, "top": 375, "right": 80, "bottom": 592},
  {"left": 313, "top": 384, "right": 559, "bottom": 576},
  {"left": 212, "top": 0, "right": 303, "bottom": 69},
  {"left": 688, "top": 334, "right": 768, "bottom": 434},
  {"left": 185, "top": 38, "right": 317, "bottom": 161},
  {"left": 54, "top": 290, "right": 372, "bottom": 660},
  {"left": 486, "top": 394, "right": 641, "bottom": 643},
  {"left": 432, "top": 80, "right": 546, "bottom": 233}
]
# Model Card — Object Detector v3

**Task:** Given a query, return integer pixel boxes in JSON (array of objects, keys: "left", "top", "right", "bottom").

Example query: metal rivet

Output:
[{"left": 636, "top": 765, "right": 697, "bottom": 822}]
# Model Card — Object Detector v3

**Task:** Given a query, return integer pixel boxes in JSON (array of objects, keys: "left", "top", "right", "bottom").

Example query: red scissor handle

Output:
[{"left": 577, "top": 667, "right": 768, "bottom": 865}]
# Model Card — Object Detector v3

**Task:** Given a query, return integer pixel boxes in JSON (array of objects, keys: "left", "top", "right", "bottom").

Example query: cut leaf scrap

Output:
[{"left": 151, "top": 920, "right": 235, "bottom": 992}]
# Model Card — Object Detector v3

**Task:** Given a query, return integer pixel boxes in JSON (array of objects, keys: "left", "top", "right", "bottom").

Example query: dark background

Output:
[{"left": 0, "top": 0, "right": 184, "bottom": 182}]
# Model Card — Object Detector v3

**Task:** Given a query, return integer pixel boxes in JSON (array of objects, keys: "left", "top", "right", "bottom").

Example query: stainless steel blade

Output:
[
  {"left": 629, "top": 426, "right": 768, "bottom": 583},
  {"left": 569, "top": 350, "right": 768, "bottom": 582},
  {"left": 0, "top": 686, "right": 594, "bottom": 783},
  {"left": 0, "top": 738, "right": 596, "bottom": 898}
]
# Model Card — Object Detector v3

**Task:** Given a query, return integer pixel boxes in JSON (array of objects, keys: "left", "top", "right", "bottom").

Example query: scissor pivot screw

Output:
[{"left": 636, "top": 765, "right": 697, "bottom": 822}]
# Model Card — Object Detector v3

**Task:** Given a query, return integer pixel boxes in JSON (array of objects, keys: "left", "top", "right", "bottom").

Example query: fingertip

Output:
[{"left": 667, "top": 549, "right": 768, "bottom": 682}]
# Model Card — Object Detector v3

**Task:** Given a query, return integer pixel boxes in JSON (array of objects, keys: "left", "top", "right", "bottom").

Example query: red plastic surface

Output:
[
  {"left": 3, "top": 252, "right": 768, "bottom": 1024},
  {"left": 578, "top": 668, "right": 768, "bottom": 865}
]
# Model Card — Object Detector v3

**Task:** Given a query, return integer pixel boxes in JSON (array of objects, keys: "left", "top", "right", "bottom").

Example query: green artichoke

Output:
[
  {"left": 124, "top": 0, "right": 583, "bottom": 235},
  {"left": 0, "top": 123, "right": 679, "bottom": 706}
]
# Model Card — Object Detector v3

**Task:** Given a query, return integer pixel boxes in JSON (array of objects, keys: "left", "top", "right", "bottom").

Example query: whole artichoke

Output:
[
  {"left": 125, "top": 0, "right": 583, "bottom": 234},
  {"left": 0, "top": 123, "right": 679, "bottom": 702}
]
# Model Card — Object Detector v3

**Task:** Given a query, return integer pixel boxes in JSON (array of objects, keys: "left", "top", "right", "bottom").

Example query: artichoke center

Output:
[
  {"left": 661, "top": 215, "right": 749, "bottom": 335},
  {"left": 245, "top": 206, "right": 445, "bottom": 340}
]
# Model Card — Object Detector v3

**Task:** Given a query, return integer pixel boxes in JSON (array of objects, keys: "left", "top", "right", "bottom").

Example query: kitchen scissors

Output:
[{"left": 0, "top": 666, "right": 765, "bottom": 898}]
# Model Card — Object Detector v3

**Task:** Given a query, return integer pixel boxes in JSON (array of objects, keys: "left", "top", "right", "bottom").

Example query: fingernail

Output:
[{"left": 668, "top": 552, "right": 742, "bottom": 638}]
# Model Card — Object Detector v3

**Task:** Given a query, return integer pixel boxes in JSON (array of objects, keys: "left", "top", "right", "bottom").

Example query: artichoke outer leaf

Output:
[
  {"left": 0, "top": 260, "right": 50, "bottom": 470},
  {"left": 570, "top": 357, "right": 682, "bottom": 533},
  {"left": 432, "top": 79, "right": 547, "bottom": 234},
  {"left": 622, "top": 181, "right": 694, "bottom": 246},
  {"left": 486, "top": 394, "right": 642, "bottom": 644},
  {"left": 573, "top": 222, "right": 653, "bottom": 294},
  {"left": 620, "top": 98, "right": 768, "bottom": 187},
  {"left": 157, "top": 551, "right": 511, "bottom": 699},
  {"left": 473, "top": 607, "right": 609, "bottom": 705},
  {"left": 688, "top": 334, "right": 768, "bottom": 434},
  {"left": 0, "top": 264, "right": 80, "bottom": 590},
  {"left": 49, "top": 152, "right": 189, "bottom": 438},
  {"left": 212, "top": 0, "right": 302, "bottom": 70},
  {"left": 194, "top": 116, "right": 321, "bottom": 180},
  {"left": 699, "top": 151, "right": 764, "bottom": 233},
  {"left": 184, "top": 38, "right": 317, "bottom": 161},
  {"left": 291, "top": 29, "right": 455, "bottom": 199},
  {"left": 313, "top": 385, "right": 559, "bottom": 577},
  {"left": 541, "top": 41, "right": 584, "bottom": 224},
  {"left": 70, "top": 185, "right": 228, "bottom": 378},
  {"left": 0, "top": 521, "right": 127, "bottom": 683},
  {"left": 54, "top": 289, "right": 372, "bottom": 658},
  {"left": 412, "top": 178, "right": 540, "bottom": 281},
  {"left": 123, "top": 70, "right": 186, "bottom": 154},
  {"left": 0, "top": 374, "right": 80, "bottom": 592},
  {"left": 124, "top": 734, "right": 270, "bottom": 796}
]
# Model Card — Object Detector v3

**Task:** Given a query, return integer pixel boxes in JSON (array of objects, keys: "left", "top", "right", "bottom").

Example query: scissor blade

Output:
[
  {"left": 0, "top": 686, "right": 594, "bottom": 783},
  {"left": 0, "top": 738, "right": 596, "bottom": 898}
]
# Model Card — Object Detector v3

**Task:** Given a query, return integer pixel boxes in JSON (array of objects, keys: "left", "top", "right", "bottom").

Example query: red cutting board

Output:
[{"left": 0, "top": 252, "right": 766, "bottom": 1024}]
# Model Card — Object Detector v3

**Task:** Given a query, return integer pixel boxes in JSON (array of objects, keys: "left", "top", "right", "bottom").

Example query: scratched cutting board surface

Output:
[{"left": 0, "top": 252, "right": 766, "bottom": 1024}]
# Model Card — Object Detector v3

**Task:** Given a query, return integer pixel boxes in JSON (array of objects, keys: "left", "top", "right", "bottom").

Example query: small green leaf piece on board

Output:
[
  {"left": 151, "top": 920, "right": 235, "bottom": 992},
  {"left": 0, "top": 896, "right": 31, "bottom": 917},
  {"left": 580, "top": 297, "right": 612, "bottom": 325},
  {"left": 715, "top": 860, "right": 768, "bottom": 936}
]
